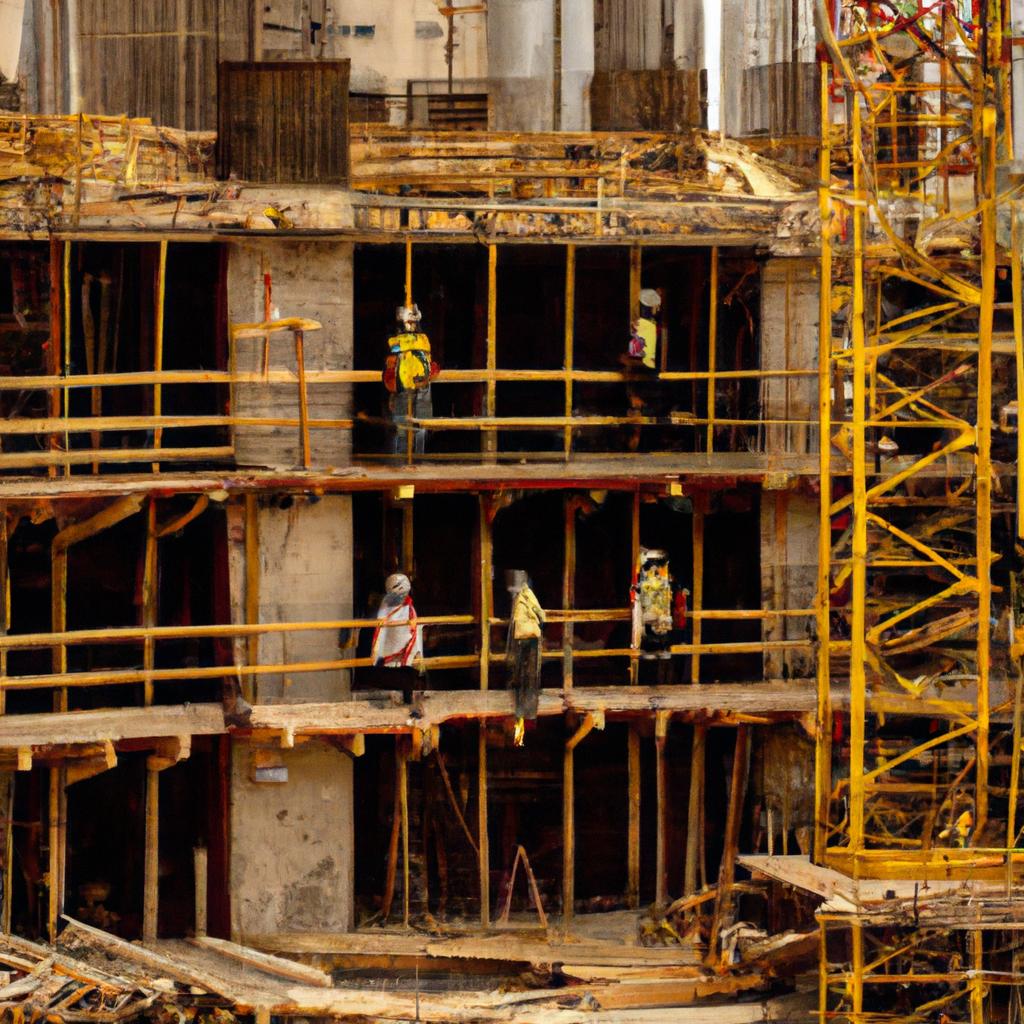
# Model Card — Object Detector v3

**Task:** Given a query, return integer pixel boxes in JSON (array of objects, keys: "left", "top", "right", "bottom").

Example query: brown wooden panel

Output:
[
  {"left": 590, "top": 69, "right": 701, "bottom": 131},
  {"left": 217, "top": 61, "right": 350, "bottom": 185},
  {"left": 76, "top": 0, "right": 224, "bottom": 129}
]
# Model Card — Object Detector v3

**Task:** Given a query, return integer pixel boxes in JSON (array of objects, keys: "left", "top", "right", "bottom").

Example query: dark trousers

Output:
[{"left": 507, "top": 637, "right": 541, "bottom": 720}]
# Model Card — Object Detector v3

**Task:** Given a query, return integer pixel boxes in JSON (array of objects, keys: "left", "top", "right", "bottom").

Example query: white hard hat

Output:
[
  {"left": 385, "top": 573, "right": 412, "bottom": 596},
  {"left": 396, "top": 304, "right": 422, "bottom": 323},
  {"left": 639, "top": 288, "right": 661, "bottom": 311}
]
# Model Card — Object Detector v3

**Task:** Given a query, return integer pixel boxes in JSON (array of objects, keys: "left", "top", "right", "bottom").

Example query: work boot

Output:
[{"left": 222, "top": 678, "right": 254, "bottom": 728}]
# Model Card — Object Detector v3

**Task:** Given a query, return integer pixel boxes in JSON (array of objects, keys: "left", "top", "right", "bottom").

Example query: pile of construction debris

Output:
[{"left": 0, "top": 916, "right": 817, "bottom": 1024}]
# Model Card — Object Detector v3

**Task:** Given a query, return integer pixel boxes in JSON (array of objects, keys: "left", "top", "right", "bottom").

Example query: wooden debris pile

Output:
[
  {"left": 350, "top": 127, "right": 812, "bottom": 201},
  {"left": 0, "top": 930, "right": 160, "bottom": 1023},
  {"left": 0, "top": 916, "right": 816, "bottom": 1024}
]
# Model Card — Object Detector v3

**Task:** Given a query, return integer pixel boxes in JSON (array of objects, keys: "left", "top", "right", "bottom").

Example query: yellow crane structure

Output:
[{"left": 815, "top": 0, "right": 1024, "bottom": 1018}]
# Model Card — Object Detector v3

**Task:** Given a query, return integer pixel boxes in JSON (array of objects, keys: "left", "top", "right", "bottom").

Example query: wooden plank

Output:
[
  {"left": 142, "top": 767, "right": 159, "bottom": 941},
  {"left": 188, "top": 936, "right": 332, "bottom": 987},
  {"left": 0, "top": 704, "right": 226, "bottom": 749}
]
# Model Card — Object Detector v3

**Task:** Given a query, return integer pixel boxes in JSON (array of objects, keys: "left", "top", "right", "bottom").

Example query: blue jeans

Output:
[{"left": 388, "top": 387, "right": 432, "bottom": 455}]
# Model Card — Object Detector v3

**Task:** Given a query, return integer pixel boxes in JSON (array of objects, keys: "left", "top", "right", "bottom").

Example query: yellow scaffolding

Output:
[{"left": 816, "top": 0, "right": 1024, "bottom": 1018}]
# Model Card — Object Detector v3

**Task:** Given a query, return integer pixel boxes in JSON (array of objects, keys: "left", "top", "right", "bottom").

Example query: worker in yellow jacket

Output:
[{"left": 506, "top": 570, "right": 545, "bottom": 744}]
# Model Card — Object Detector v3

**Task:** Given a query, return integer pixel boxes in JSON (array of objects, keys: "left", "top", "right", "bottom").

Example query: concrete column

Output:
[
  {"left": 760, "top": 258, "right": 818, "bottom": 457},
  {"left": 230, "top": 740, "right": 354, "bottom": 938},
  {"left": 227, "top": 240, "right": 353, "bottom": 470},
  {"left": 673, "top": 0, "right": 703, "bottom": 71},
  {"left": 760, "top": 488, "right": 817, "bottom": 681},
  {"left": 487, "top": 0, "right": 554, "bottom": 131},
  {"left": 255, "top": 495, "right": 353, "bottom": 703},
  {"left": 560, "top": 0, "right": 594, "bottom": 130}
]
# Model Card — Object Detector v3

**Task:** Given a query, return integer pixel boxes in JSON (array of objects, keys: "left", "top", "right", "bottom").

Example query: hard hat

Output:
[
  {"left": 396, "top": 304, "right": 422, "bottom": 323},
  {"left": 639, "top": 288, "right": 661, "bottom": 311},
  {"left": 505, "top": 569, "right": 528, "bottom": 591},
  {"left": 385, "top": 573, "right": 412, "bottom": 596}
]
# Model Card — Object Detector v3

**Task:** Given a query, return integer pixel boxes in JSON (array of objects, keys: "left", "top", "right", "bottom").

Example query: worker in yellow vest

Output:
[{"left": 383, "top": 304, "right": 438, "bottom": 455}]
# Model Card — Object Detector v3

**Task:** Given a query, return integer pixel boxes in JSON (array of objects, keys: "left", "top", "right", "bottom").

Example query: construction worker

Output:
[
  {"left": 505, "top": 570, "right": 545, "bottom": 744},
  {"left": 623, "top": 288, "right": 663, "bottom": 450},
  {"left": 383, "top": 304, "right": 438, "bottom": 455},
  {"left": 631, "top": 548, "right": 688, "bottom": 683},
  {"left": 370, "top": 573, "right": 424, "bottom": 698}
]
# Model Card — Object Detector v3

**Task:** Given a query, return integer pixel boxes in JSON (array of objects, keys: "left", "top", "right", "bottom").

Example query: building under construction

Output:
[{"left": 0, "top": 0, "right": 1019, "bottom": 1021}]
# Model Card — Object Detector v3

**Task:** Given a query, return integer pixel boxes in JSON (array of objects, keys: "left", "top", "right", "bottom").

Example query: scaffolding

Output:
[{"left": 816, "top": 0, "right": 1024, "bottom": 1018}]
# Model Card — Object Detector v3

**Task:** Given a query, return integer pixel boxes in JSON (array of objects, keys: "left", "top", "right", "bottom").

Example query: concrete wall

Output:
[
  {"left": 227, "top": 495, "right": 353, "bottom": 705},
  {"left": 261, "top": 0, "right": 486, "bottom": 122},
  {"left": 257, "top": 496, "right": 353, "bottom": 703},
  {"left": 227, "top": 240, "right": 353, "bottom": 471},
  {"left": 720, "top": 0, "right": 817, "bottom": 137},
  {"left": 230, "top": 740, "right": 354, "bottom": 938},
  {"left": 760, "top": 488, "right": 817, "bottom": 680},
  {"left": 487, "top": 0, "right": 554, "bottom": 131},
  {"left": 561, "top": 0, "right": 595, "bottom": 130},
  {"left": 760, "top": 258, "right": 818, "bottom": 457}
]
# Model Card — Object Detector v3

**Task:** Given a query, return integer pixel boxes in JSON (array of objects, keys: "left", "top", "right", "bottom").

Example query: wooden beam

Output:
[
  {"left": 684, "top": 724, "right": 706, "bottom": 896},
  {"left": 627, "top": 726, "right": 640, "bottom": 910},
  {"left": 143, "top": 764, "right": 159, "bottom": 941},
  {"left": 244, "top": 493, "right": 259, "bottom": 702},
  {"left": 484, "top": 245, "right": 497, "bottom": 459},
  {"left": 562, "top": 495, "right": 575, "bottom": 687},
  {"left": 655, "top": 710, "right": 670, "bottom": 910},
  {"left": 479, "top": 496, "right": 492, "bottom": 692},
  {"left": 563, "top": 244, "right": 575, "bottom": 459},
  {"left": 194, "top": 846, "right": 208, "bottom": 937},
  {"left": 478, "top": 722, "right": 490, "bottom": 927},
  {"left": 707, "top": 725, "right": 750, "bottom": 963},
  {"left": 0, "top": 703, "right": 225, "bottom": 749}
]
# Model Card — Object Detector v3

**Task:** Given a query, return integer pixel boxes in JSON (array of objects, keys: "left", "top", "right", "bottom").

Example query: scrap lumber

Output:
[{"left": 187, "top": 936, "right": 331, "bottom": 988}]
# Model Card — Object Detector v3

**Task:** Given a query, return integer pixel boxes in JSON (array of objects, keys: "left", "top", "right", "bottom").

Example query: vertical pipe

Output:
[
  {"left": 683, "top": 724, "right": 706, "bottom": 895},
  {"left": 969, "top": 929, "right": 985, "bottom": 1023},
  {"left": 563, "top": 244, "right": 575, "bottom": 460},
  {"left": 152, "top": 241, "right": 168, "bottom": 472},
  {"left": 627, "top": 727, "right": 640, "bottom": 909},
  {"left": 244, "top": 494, "right": 259, "bottom": 704},
  {"left": 627, "top": 489, "right": 641, "bottom": 908},
  {"left": 975, "top": 106, "right": 996, "bottom": 836},
  {"left": 485, "top": 245, "right": 497, "bottom": 458},
  {"left": 48, "top": 239, "right": 62, "bottom": 478},
  {"left": 562, "top": 496, "right": 575, "bottom": 688},
  {"left": 654, "top": 711, "right": 669, "bottom": 910},
  {"left": 848, "top": 95, "right": 867, "bottom": 860},
  {"left": 0, "top": 507, "right": 7, "bottom": 716},
  {"left": 818, "top": 919, "right": 828, "bottom": 1024},
  {"left": 479, "top": 496, "right": 492, "bottom": 691},
  {"left": 66, "top": 0, "right": 80, "bottom": 114},
  {"left": 399, "top": 741, "right": 410, "bottom": 927},
  {"left": 562, "top": 735, "right": 574, "bottom": 922},
  {"left": 62, "top": 241, "right": 71, "bottom": 476},
  {"left": 48, "top": 766, "right": 60, "bottom": 942},
  {"left": 143, "top": 766, "right": 159, "bottom": 941},
  {"left": 404, "top": 240, "right": 413, "bottom": 308},
  {"left": 690, "top": 494, "right": 705, "bottom": 684},
  {"left": 851, "top": 924, "right": 863, "bottom": 1020},
  {"left": 814, "top": 61, "right": 833, "bottom": 866},
  {"left": 2, "top": 772, "right": 12, "bottom": 933},
  {"left": 142, "top": 498, "right": 158, "bottom": 707},
  {"left": 478, "top": 723, "right": 490, "bottom": 926},
  {"left": 706, "top": 247, "right": 719, "bottom": 454},
  {"left": 194, "top": 846, "right": 208, "bottom": 937},
  {"left": 1013, "top": 203, "right": 1024, "bottom": 542}
]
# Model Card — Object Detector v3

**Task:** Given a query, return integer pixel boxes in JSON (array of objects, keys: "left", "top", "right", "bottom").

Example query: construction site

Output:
[{"left": 0, "top": 0, "right": 1019, "bottom": 1021}]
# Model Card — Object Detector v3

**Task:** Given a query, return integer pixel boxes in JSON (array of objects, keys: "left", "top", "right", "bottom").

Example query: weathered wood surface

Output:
[
  {"left": 217, "top": 62, "right": 351, "bottom": 185},
  {"left": 0, "top": 704, "right": 225, "bottom": 748},
  {"left": 0, "top": 117, "right": 814, "bottom": 248}
]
